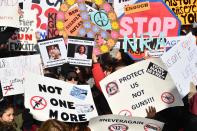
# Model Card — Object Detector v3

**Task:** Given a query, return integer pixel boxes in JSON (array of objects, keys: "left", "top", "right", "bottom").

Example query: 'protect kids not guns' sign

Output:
[{"left": 100, "top": 58, "right": 183, "bottom": 117}]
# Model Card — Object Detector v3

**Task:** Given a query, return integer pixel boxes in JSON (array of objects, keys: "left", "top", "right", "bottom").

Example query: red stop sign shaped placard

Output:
[{"left": 119, "top": 0, "right": 181, "bottom": 38}]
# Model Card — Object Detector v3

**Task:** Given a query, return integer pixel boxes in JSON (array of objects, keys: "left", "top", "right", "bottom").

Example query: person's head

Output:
[
  {"left": 0, "top": 122, "right": 16, "bottom": 131},
  {"left": 65, "top": 71, "right": 79, "bottom": 84},
  {"left": 115, "top": 49, "right": 135, "bottom": 66},
  {"left": 0, "top": 99, "right": 14, "bottom": 123},
  {"left": 77, "top": 45, "right": 86, "bottom": 54},
  {"left": 37, "top": 119, "right": 69, "bottom": 131}
]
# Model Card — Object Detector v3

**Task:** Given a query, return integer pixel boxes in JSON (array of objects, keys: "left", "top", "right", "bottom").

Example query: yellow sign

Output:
[
  {"left": 165, "top": 0, "right": 197, "bottom": 25},
  {"left": 124, "top": 2, "right": 150, "bottom": 14}
]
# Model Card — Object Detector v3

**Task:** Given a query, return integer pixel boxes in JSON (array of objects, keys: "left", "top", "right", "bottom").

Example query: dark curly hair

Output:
[{"left": 76, "top": 45, "right": 86, "bottom": 54}]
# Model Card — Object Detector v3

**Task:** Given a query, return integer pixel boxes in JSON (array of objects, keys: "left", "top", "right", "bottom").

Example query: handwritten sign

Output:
[
  {"left": 0, "top": 55, "right": 42, "bottom": 96},
  {"left": 165, "top": 0, "right": 197, "bottom": 25},
  {"left": 9, "top": 10, "right": 37, "bottom": 51},
  {"left": 161, "top": 33, "right": 197, "bottom": 98},
  {"left": 0, "top": 1, "right": 19, "bottom": 27},
  {"left": 24, "top": 73, "right": 98, "bottom": 122},
  {"left": 100, "top": 58, "right": 183, "bottom": 117}
]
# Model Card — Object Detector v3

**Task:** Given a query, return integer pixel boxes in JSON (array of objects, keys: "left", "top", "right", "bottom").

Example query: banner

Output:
[
  {"left": 0, "top": 1, "right": 19, "bottom": 27},
  {"left": 38, "top": 37, "right": 67, "bottom": 68},
  {"left": 9, "top": 10, "right": 37, "bottom": 51},
  {"left": 88, "top": 114, "right": 164, "bottom": 131},
  {"left": 165, "top": 0, "right": 197, "bottom": 25},
  {"left": 0, "top": 55, "right": 42, "bottom": 96},
  {"left": 24, "top": 73, "right": 98, "bottom": 122},
  {"left": 161, "top": 33, "right": 197, "bottom": 98},
  {"left": 100, "top": 58, "right": 183, "bottom": 117},
  {"left": 67, "top": 36, "right": 94, "bottom": 66}
]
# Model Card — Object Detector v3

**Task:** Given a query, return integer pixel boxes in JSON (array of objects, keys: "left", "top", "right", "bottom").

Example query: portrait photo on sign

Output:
[
  {"left": 67, "top": 44, "right": 93, "bottom": 59},
  {"left": 46, "top": 44, "right": 61, "bottom": 60}
]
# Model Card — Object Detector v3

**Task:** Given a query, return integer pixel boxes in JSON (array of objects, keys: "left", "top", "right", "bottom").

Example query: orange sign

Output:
[{"left": 124, "top": 2, "right": 150, "bottom": 14}]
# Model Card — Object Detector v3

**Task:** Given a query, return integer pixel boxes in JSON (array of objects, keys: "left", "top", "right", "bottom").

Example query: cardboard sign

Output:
[
  {"left": 124, "top": 2, "right": 150, "bottom": 15},
  {"left": 113, "top": 0, "right": 138, "bottom": 18},
  {"left": 24, "top": 73, "right": 98, "bottom": 122},
  {"left": 0, "top": 1, "right": 19, "bottom": 27},
  {"left": 0, "top": 55, "right": 42, "bottom": 96},
  {"left": 161, "top": 33, "right": 197, "bottom": 98},
  {"left": 119, "top": 0, "right": 181, "bottom": 38},
  {"left": 67, "top": 36, "right": 94, "bottom": 66},
  {"left": 165, "top": 0, "right": 197, "bottom": 25},
  {"left": 100, "top": 58, "right": 183, "bottom": 117},
  {"left": 38, "top": 37, "right": 67, "bottom": 68},
  {"left": 23, "top": 0, "right": 61, "bottom": 39},
  {"left": 89, "top": 114, "right": 164, "bottom": 131},
  {"left": 119, "top": 35, "right": 185, "bottom": 59},
  {"left": 9, "top": 10, "right": 37, "bottom": 51}
]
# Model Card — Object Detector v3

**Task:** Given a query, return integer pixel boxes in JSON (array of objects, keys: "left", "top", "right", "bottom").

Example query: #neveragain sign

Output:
[
  {"left": 100, "top": 58, "right": 183, "bottom": 117},
  {"left": 161, "top": 33, "right": 197, "bottom": 98},
  {"left": 119, "top": 0, "right": 181, "bottom": 38},
  {"left": 9, "top": 10, "right": 37, "bottom": 51},
  {"left": 38, "top": 37, "right": 67, "bottom": 68},
  {"left": 0, "top": 55, "right": 42, "bottom": 96},
  {"left": 0, "top": 1, "right": 19, "bottom": 27},
  {"left": 88, "top": 114, "right": 164, "bottom": 131},
  {"left": 24, "top": 73, "right": 98, "bottom": 122}
]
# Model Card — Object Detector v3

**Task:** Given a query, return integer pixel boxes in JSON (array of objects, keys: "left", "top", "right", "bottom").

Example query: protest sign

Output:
[
  {"left": 0, "top": 1, "right": 19, "bottom": 27},
  {"left": 113, "top": 0, "right": 138, "bottom": 18},
  {"left": 24, "top": 73, "right": 98, "bottom": 122},
  {"left": 9, "top": 10, "right": 37, "bottom": 51},
  {"left": 23, "top": 0, "right": 61, "bottom": 39},
  {"left": 119, "top": 0, "right": 181, "bottom": 38},
  {"left": 165, "top": 0, "right": 197, "bottom": 25},
  {"left": 124, "top": 1, "right": 150, "bottom": 15},
  {"left": 38, "top": 37, "right": 67, "bottom": 68},
  {"left": 67, "top": 36, "right": 94, "bottom": 66},
  {"left": 119, "top": 35, "right": 185, "bottom": 60},
  {"left": 100, "top": 58, "right": 183, "bottom": 117},
  {"left": 89, "top": 114, "right": 164, "bottom": 131},
  {"left": 161, "top": 33, "right": 197, "bottom": 98},
  {"left": 0, "top": 55, "right": 42, "bottom": 96},
  {"left": 57, "top": 0, "right": 120, "bottom": 54}
]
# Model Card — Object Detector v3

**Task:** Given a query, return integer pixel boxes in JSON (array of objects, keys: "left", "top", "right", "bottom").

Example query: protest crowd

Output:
[{"left": 0, "top": 0, "right": 197, "bottom": 131}]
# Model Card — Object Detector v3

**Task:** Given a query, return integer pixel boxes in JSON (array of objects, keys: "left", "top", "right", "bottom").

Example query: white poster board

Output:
[
  {"left": 100, "top": 58, "right": 183, "bottom": 117},
  {"left": 0, "top": 1, "right": 19, "bottom": 27},
  {"left": 38, "top": 37, "right": 67, "bottom": 68},
  {"left": 67, "top": 36, "right": 94, "bottom": 66},
  {"left": 161, "top": 33, "right": 197, "bottom": 98},
  {"left": 24, "top": 73, "right": 98, "bottom": 122},
  {"left": 89, "top": 114, "right": 164, "bottom": 131},
  {"left": 9, "top": 10, "right": 37, "bottom": 51},
  {"left": 0, "top": 55, "right": 42, "bottom": 96}
]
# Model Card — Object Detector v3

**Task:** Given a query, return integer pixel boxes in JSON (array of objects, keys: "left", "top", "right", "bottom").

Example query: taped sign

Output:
[
  {"left": 165, "top": 0, "right": 197, "bottom": 25},
  {"left": 119, "top": 0, "right": 181, "bottom": 38},
  {"left": 124, "top": 1, "right": 150, "bottom": 14}
]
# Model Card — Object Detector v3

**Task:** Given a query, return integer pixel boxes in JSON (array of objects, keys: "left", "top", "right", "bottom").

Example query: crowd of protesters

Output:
[{"left": 0, "top": 4, "right": 197, "bottom": 131}]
